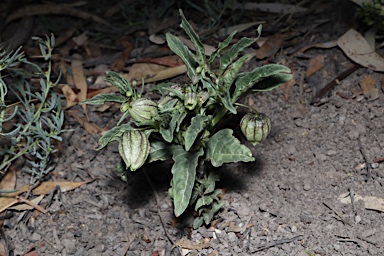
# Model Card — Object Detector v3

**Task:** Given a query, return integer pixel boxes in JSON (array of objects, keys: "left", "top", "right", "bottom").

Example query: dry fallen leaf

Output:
[
  {"left": 71, "top": 54, "right": 88, "bottom": 118},
  {"left": 337, "top": 29, "right": 384, "bottom": 71},
  {"left": 0, "top": 166, "right": 16, "bottom": 191},
  {"left": 359, "top": 75, "right": 379, "bottom": 101},
  {"left": 142, "top": 65, "right": 187, "bottom": 83},
  {"left": 176, "top": 238, "right": 211, "bottom": 250},
  {"left": 306, "top": 55, "right": 325, "bottom": 77},
  {"left": 364, "top": 196, "right": 384, "bottom": 212},
  {"left": 234, "top": 2, "right": 307, "bottom": 13},
  {"left": 61, "top": 84, "right": 79, "bottom": 108},
  {"left": 67, "top": 109, "right": 100, "bottom": 134},
  {"left": 8, "top": 195, "right": 44, "bottom": 211},
  {"left": 6, "top": 4, "right": 108, "bottom": 25},
  {"left": 295, "top": 40, "right": 337, "bottom": 54},
  {"left": 255, "top": 34, "right": 285, "bottom": 59}
]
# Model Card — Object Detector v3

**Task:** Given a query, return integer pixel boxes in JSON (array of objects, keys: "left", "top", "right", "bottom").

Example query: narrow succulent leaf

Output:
[
  {"left": 208, "top": 31, "right": 237, "bottom": 65},
  {"left": 80, "top": 93, "right": 126, "bottom": 105},
  {"left": 219, "top": 54, "right": 250, "bottom": 90},
  {"left": 233, "top": 64, "right": 292, "bottom": 102},
  {"left": 97, "top": 123, "right": 133, "bottom": 150},
  {"left": 171, "top": 146, "right": 204, "bottom": 217},
  {"left": 166, "top": 33, "right": 197, "bottom": 81},
  {"left": 219, "top": 37, "right": 256, "bottom": 75},
  {"left": 161, "top": 86, "right": 185, "bottom": 99},
  {"left": 179, "top": 10, "right": 206, "bottom": 64},
  {"left": 206, "top": 129, "right": 254, "bottom": 167},
  {"left": 184, "top": 114, "right": 209, "bottom": 151},
  {"left": 147, "top": 141, "right": 172, "bottom": 163},
  {"left": 0, "top": 125, "right": 21, "bottom": 137}
]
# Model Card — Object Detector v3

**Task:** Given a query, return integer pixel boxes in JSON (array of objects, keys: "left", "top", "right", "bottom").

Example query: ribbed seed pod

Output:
[
  {"left": 119, "top": 130, "right": 150, "bottom": 171},
  {"left": 184, "top": 91, "right": 198, "bottom": 110},
  {"left": 240, "top": 112, "right": 271, "bottom": 145},
  {"left": 128, "top": 98, "right": 158, "bottom": 124}
]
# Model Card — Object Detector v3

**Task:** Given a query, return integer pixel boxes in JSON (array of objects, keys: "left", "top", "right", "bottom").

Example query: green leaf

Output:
[
  {"left": 97, "top": 123, "right": 133, "bottom": 150},
  {"left": 166, "top": 33, "right": 197, "bottom": 82},
  {"left": 105, "top": 71, "right": 132, "bottom": 95},
  {"left": 206, "top": 129, "right": 254, "bottom": 167},
  {"left": 171, "top": 146, "right": 204, "bottom": 217},
  {"left": 147, "top": 141, "right": 172, "bottom": 163},
  {"left": 218, "top": 89, "right": 237, "bottom": 114},
  {"left": 252, "top": 72, "right": 293, "bottom": 91},
  {"left": 208, "top": 31, "right": 237, "bottom": 65},
  {"left": 160, "top": 109, "right": 187, "bottom": 142},
  {"left": 179, "top": 10, "right": 206, "bottom": 65},
  {"left": 195, "top": 195, "right": 214, "bottom": 211},
  {"left": 184, "top": 114, "right": 209, "bottom": 151},
  {"left": 219, "top": 37, "right": 256, "bottom": 75},
  {"left": 193, "top": 216, "right": 204, "bottom": 229},
  {"left": 80, "top": 93, "right": 126, "bottom": 105},
  {"left": 219, "top": 54, "right": 250, "bottom": 90},
  {"left": 232, "top": 64, "right": 292, "bottom": 102}
]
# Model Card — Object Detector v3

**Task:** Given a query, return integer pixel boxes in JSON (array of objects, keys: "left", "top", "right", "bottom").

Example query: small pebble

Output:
[
  {"left": 333, "top": 244, "right": 341, "bottom": 251},
  {"left": 303, "top": 183, "right": 311, "bottom": 191},
  {"left": 227, "top": 232, "right": 237, "bottom": 243},
  {"left": 355, "top": 214, "right": 362, "bottom": 223},
  {"left": 290, "top": 226, "right": 297, "bottom": 233},
  {"left": 371, "top": 162, "right": 379, "bottom": 169}
]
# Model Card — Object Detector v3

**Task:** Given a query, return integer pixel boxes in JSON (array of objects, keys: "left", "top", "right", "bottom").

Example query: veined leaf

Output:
[
  {"left": 80, "top": 93, "right": 126, "bottom": 105},
  {"left": 179, "top": 10, "right": 206, "bottom": 65},
  {"left": 159, "top": 109, "right": 186, "bottom": 142},
  {"left": 97, "top": 123, "right": 133, "bottom": 150},
  {"left": 185, "top": 114, "right": 209, "bottom": 151},
  {"left": 206, "top": 129, "right": 254, "bottom": 167},
  {"left": 171, "top": 146, "right": 204, "bottom": 217},
  {"left": 219, "top": 37, "right": 256, "bottom": 75},
  {"left": 166, "top": 33, "right": 197, "bottom": 82},
  {"left": 218, "top": 90, "right": 237, "bottom": 114},
  {"left": 147, "top": 141, "right": 172, "bottom": 163},
  {"left": 252, "top": 72, "right": 293, "bottom": 91},
  {"left": 105, "top": 71, "right": 132, "bottom": 95},
  {"left": 219, "top": 54, "right": 250, "bottom": 90},
  {"left": 232, "top": 64, "right": 292, "bottom": 102},
  {"left": 208, "top": 31, "right": 237, "bottom": 65}
]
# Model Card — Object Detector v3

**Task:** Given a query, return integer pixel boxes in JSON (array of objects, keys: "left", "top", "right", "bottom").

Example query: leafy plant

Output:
[
  {"left": 354, "top": 0, "right": 384, "bottom": 32},
  {"left": 82, "top": 10, "right": 292, "bottom": 228},
  {"left": 0, "top": 35, "right": 64, "bottom": 184}
]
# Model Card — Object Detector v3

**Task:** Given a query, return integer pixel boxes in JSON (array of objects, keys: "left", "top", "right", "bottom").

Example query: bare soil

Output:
[{"left": 1, "top": 0, "right": 384, "bottom": 255}]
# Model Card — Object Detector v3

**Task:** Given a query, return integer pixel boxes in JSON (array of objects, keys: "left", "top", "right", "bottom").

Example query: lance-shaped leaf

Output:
[
  {"left": 208, "top": 31, "right": 237, "bottom": 65},
  {"left": 80, "top": 93, "right": 126, "bottom": 105},
  {"left": 166, "top": 33, "right": 197, "bottom": 82},
  {"left": 159, "top": 109, "right": 186, "bottom": 142},
  {"left": 252, "top": 72, "right": 293, "bottom": 91},
  {"left": 179, "top": 10, "right": 206, "bottom": 64},
  {"left": 105, "top": 71, "right": 132, "bottom": 95},
  {"left": 206, "top": 129, "right": 254, "bottom": 167},
  {"left": 185, "top": 114, "right": 209, "bottom": 151},
  {"left": 171, "top": 146, "right": 204, "bottom": 217},
  {"left": 219, "top": 37, "right": 256, "bottom": 75},
  {"left": 217, "top": 89, "right": 237, "bottom": 114},
  {"left": 232, "top": 64, "right": 292, "bottom": 102},
  {"left": 147, "top": 141, "right": 172, "bottom": 163},
  {"left": 219, "top": 54, "right": 250, "bottom": 90},
  {"left": 97, "top": 123, "right": 133, "bottom": 150}
]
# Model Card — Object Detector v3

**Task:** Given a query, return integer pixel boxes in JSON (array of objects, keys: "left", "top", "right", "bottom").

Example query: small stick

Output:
[
  {"left": 311, "top": 63, "right": 359, "bottom": 104},
  {"left": 358, "top": 137, "right": 372, "bottom": 182},
  {"left": 373, "top": 157, "right": 384, "bottom": 163},
  {"left": 17, "top": 196, "right": 46, "bottom": 213},
  {"left": 349, "top": 188, "right": 356, "bottom": 213},
  {"left": 323, "top": 202, "right": 346, "bottom": 225},
  {"left": 121, "top": 234, "right": 135, "bottom": 256},
  {"left": 251, "top": 235, "right": 303, "bottom": 253}
]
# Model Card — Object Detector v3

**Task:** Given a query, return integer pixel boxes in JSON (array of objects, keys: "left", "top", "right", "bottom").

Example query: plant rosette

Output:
[{"left": 82, "top": 10, "right": 292, "bottom": 228}]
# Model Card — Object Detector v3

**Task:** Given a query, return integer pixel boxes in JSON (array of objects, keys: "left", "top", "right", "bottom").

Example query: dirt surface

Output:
[{"left": 1, "top": 0, "right": 384, "bottom": 255}]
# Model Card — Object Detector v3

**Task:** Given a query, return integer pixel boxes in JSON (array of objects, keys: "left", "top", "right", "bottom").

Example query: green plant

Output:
[
  {"left": 355, "top": 0, "right": 384, "bottom": 32},
  {"left": 82, "top": 10, "right": 292, "bottom": 228},
  {"left": 0, "top": 35, "right": 64, "bottom": 184}
]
